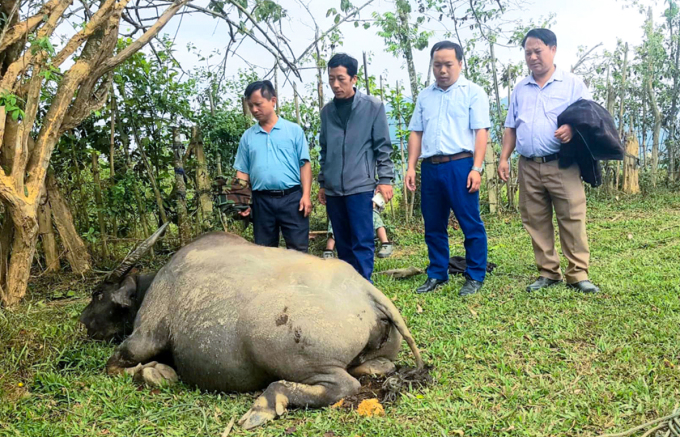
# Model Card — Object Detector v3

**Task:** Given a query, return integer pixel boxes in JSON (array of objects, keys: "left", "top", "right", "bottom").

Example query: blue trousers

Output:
[
  {"left": 326, "top": 192, "right": 375, "bottom": 281},
  {"left": 421, "top": 158, "right": 488, "bottom": 282}
]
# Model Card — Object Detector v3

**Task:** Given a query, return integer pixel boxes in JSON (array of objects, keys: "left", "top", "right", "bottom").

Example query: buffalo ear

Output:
[{"left": 110, "top": 279, "right": 136, "bottom": 308}]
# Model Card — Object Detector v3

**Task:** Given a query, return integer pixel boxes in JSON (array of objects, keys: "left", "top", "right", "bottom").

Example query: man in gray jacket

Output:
[{"left": 318, "top": 53, "right": 395, "bottom": 281}]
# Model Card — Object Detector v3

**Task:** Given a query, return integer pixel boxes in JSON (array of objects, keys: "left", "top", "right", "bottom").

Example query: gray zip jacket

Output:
[{"left": 318, "top": 90, "right": 394, "bottom": 196}]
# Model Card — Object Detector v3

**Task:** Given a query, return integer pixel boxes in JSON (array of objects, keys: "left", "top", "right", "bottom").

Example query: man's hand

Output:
[
  {"left": 555, "top": 124, "right": 574, "bottom": 143},
  {"left": 498, "top": 160, "right": 510, "bottom": 182},
  {"left": 406, "top": 168, "right": 417, "bottom": 192},
  {"left": 239, "top": 207, "right": 251, "bottom": 217},
  {"left": 376, "top": 184, "right": 393, "bottom": 202},
  {"left": 318, "top": 188, "right": 326, "bottom": 205},
  {"left": 467, "top": 170, "right": 482, "bottom": 193},
  {"left": 299, "top": 195, "right": 312, "bottom": 217}
]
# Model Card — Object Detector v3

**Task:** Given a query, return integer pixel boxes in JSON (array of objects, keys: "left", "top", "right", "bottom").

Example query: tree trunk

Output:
[
  {"left": 396, "top": 84, "right": 408, "bottom": 219},
  {"left": 0, "top": 206, "right": 39, "bottom": 306},
  {"left": 362, "top": 51, "right": 371, "bottom": 95},
  {"left": 70, "top": 146, "right": 89, "bottom": 230},
  {"left": 397, "top": 5, "right": 418, "bottom": 102},
  {"left": 618, "top": 43, "right": 629, "bottom": 138},
  {"left": 172, "top": 127, "right": 191, "bottom": 245},
  {"left": 315, "top": 26, "right": 324, "bottom": 111},
  {"left": 110, "top": 90, "right": 116, "bottom": 178},
  {"left": 489, "top": 42, "right": 503, "bottom": 141},
  {"left": 91, "top": 151, "right": 109, "bottom": 258},
  {"left": 670, "top": 137, "right": 676, "bottom": 183},
  {"left": 622, "top": 134, "right": 640, "bottom": 194},
  {"left": 293, "top": 82, "right": 302, "bottom": 125},
  {"left": 606, "top": 64, "right": 615, "bottom": 114},
  {"left": 274, "top": 63, "right": 280, "bottom": 115},
  {"left": 485, "top": 137, "right": 498, "bottom": 214},
  {"left": 666, "top": 0, "right": 680, "bottom": 183},
  {"left": 0, "top": 206, "right": 14, "bottom": 287},
  {"left": 109, "top": 89, "right": 118, "bottom": 238},
  {"left": 647, "top": 76, "right": 661, "bottom": 187},
  {"left": 641, "top": 86, "right": 648, "bottom": 169},
  {"left": 46, "top": 171, "right": 91, "bottom": 274},
  {"left": 38, "top": 199, "right": 59, "bottom": 272},
  {"left": 137, "top": 135, "right": 168, "bottom": 224},
  {"left": 192, "top": 127, "right": 213, "bottom": 230}
]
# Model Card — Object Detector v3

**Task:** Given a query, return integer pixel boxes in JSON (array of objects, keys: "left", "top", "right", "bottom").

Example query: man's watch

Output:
[{"left": 471, "top": 165, "right": 484, "bottom": 174}]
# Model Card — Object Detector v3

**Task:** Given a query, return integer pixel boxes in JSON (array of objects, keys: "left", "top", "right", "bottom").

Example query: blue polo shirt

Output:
[
  {"left": 408, "top": 76, "right": 491, "bottom": 159},
  {"left": 505, "top": 67, "right": 592, "bottom": 158},
  {"left": 234, "top": 118, "right": 310, "bottom": 191}
]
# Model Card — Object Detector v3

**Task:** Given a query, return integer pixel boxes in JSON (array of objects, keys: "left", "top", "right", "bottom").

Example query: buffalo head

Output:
[{"left": 80, "top": 223, "right": 168, "bottom": 341}]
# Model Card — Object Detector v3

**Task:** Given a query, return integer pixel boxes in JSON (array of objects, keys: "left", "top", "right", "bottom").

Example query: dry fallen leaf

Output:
[
  {"left": 356, "top": 399, "right": 385, "bottom": 417},
  {"left": 285, "top": 427, "right": 297, "bottom": 434},
  {"left": 331, "top": 399, "right": 345, "bottom": 409},
  {"left": 323, "top": 433, "right": 336, "bottom": 437},
  {"left": 452, "top": 430, "right": 464, "bottom": 436},
  {"left": 468, "top": 306, "right": 478, "bottom": 317},
  {"left": 416, "top": 305, "right": 424, "bottom": 314}
]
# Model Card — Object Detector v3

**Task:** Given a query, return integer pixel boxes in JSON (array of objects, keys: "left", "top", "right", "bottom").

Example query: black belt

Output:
[
  {"left": 424, "top": 152, "right": 473, "bottom": 165},
  {"left": 253, "top": 185, "right": 301, "bottom": 197},
  {"left": 522, "top": 153, "right": 559, "bottom": 163}
]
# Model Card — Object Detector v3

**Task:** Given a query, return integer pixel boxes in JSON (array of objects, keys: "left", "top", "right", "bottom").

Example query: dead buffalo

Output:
[{"left": 80, "top": 225, "right": 423, "bottom": 429}]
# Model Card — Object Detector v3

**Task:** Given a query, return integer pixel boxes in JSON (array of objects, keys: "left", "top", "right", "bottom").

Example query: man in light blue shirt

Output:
[
  {"left": 499, "top": 29, "right": 599, "bottom": 294},
  {"left": 234, "top": 80, "right": 312, "bottom": 252},
  {"left": 406, "top": 41, "right": 490, "bottom": 297}
]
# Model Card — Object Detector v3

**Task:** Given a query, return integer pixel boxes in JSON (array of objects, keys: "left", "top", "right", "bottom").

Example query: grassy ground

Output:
[{"left": 1, "top": 192, "right": 679, "bottom": 437}]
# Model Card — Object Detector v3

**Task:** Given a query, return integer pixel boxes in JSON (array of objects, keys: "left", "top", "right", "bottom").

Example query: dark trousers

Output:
[
  {"left": 421, "top": 158, "right": 488, "bottom": 282},
  {"left": 326, "top": 191, "right": 374, "bottom": 281},
  {"left": 251, "top": 188, "right": 309, "bottom": 252}
]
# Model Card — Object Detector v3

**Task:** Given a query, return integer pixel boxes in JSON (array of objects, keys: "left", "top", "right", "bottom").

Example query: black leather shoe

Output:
[
  {"left": 526, "top": 276, "right": 563, "bottom": 292},
  {"left": 567, "top": 280, "right": 600, "bottom": 293},
  {"left": 416, "top": 278, "right": 448, "bottom": 294},
  {"left": 459, "top": 278, "right": 483, "bottom": 296}
]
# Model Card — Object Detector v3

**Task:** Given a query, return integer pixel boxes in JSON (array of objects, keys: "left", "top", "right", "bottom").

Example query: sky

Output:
[{"left": 124, "top": 0, "right": 659, "bottom": 100}]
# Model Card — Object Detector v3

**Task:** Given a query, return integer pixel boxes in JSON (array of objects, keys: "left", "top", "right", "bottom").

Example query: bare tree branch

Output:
[
  {"left": 295, "top": 0, "right": 375, "bottom": 64},
  {"left": 571, "top": 43, "right": 603, "bottom": 73},
  {"left": 94, "top": 0, "right": 191, "bottom": 77}
]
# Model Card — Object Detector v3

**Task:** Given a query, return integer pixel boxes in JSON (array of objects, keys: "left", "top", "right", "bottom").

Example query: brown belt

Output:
[{"left": 423, "top": 152, "right": 473, "bottom": 165}]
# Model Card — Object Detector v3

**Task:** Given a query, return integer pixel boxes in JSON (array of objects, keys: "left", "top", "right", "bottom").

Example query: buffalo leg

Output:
[
  {"left": 105, "top": 330, "right": 176, "bottom": 386},
  {"left": 348, "top": 357, "right": 396, "bottom": 378},
  {"left": 238, "top": 368, "right": 360, "bottom": 429}
]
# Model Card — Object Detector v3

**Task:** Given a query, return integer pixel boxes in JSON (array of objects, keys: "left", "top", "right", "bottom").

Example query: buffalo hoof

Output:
[
  {"left": 238, "top": 394, "right": 288, "bottom": 429},
  {"left": 124, "top": 361, "right": 178, "bottom": 387}
]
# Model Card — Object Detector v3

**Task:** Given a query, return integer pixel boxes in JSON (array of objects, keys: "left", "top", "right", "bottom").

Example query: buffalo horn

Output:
[{"left": 107, "top": 222, "right": 169, "bottom": 282}]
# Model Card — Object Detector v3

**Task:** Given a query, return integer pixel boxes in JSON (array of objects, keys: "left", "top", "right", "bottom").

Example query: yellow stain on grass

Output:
[{"left": 356, "top": 399, "right": 385, "bottom": 417}]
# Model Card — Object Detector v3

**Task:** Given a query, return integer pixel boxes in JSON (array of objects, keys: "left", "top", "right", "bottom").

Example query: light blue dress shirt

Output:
[
  {"left": 504, "top": 67, "right": 592, "bottom": 158},
  {"left": 408, "top": 76, "right": 491, "bottom": 159},
  {"left": 234, "top": 117, "right": 310, "bottom": 191}
]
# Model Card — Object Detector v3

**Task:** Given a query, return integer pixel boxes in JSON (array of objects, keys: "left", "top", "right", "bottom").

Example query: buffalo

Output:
[{"left": 81, "top": 225, "right": 423, "bottom": 429}]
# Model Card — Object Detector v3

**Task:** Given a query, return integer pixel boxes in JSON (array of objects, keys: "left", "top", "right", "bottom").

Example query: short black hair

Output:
[
  {"left": 327, "top": 53, "right": 358, "bottom": 77},
  {"left": 430, "top": 41, "right": 464, "bottom": 62},
  {"left": 522, "top": 29, "right": 557, "bottom": 48},
  {"left": 244, "top": 80, "right": 276, "bottom": 100}
]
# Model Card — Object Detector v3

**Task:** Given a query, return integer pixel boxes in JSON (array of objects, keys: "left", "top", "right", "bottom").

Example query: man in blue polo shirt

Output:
[
  {"left": 406, "top": 41, "right": 490, "bottom": 297},
  {"left": 234, "top": 80, "right": 312, "bottom": 252}
]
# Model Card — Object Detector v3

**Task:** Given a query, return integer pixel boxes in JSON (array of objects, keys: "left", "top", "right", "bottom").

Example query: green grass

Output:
[{"left": 1, "top": 192, "right": 679, "bottom": 437}]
